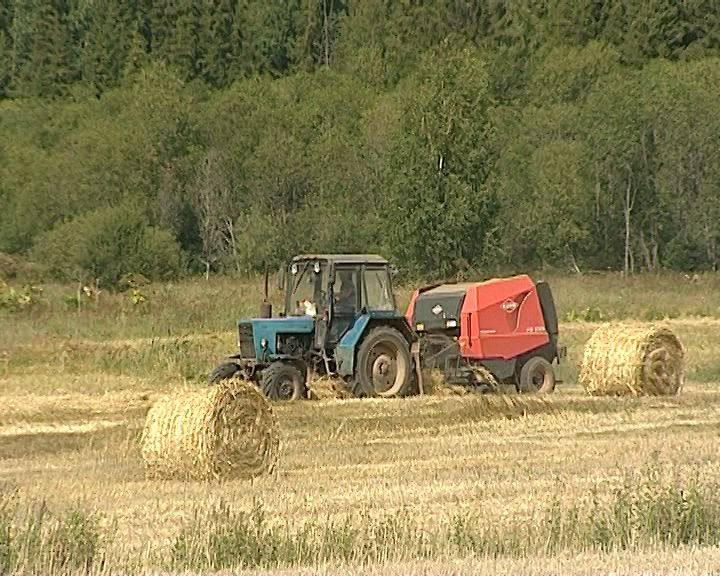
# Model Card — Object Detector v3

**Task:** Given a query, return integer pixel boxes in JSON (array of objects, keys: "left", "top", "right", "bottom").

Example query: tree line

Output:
[{"left": 1, "top": 0, "right": 720, "bottom": 286}]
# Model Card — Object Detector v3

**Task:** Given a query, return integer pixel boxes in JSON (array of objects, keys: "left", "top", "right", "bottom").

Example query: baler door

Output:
[{"left": 536, "top": 281, "right": 559, "bottom": 337}]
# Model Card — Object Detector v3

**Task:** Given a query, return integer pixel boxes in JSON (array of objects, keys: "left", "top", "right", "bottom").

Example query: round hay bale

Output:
[
  {"left": 579, "top": 324, "right": 685, "bottom": 396},
  {"left": 141, "top": 380, "right": 280, "bottom": 481}
]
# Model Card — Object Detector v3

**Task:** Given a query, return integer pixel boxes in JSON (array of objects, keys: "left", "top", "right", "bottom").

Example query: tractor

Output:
[
  {"left": 405, "top": 275, "right": 565, "bottom": 393},
  {"left": 208, "top": 254, "right": 421, "bottom": 400}
]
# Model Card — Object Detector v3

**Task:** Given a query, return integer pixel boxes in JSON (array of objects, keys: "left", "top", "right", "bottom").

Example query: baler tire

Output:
[
  {"left": 261, "top": 362, "right": 307, "bottom": 401},
  {"left": 518, "top": 356, "right": 556, "bottom": 394},
  {"left": 355, "top": 326, "right": 413, "bottom": 398},
  {"left": 208, "top": 362, "right": 240, "bottom": 385}
]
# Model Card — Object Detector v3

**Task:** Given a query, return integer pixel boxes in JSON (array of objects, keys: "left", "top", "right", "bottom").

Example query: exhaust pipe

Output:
[{"left": 259, "top": 268, "right": 272, "bottom": 318}]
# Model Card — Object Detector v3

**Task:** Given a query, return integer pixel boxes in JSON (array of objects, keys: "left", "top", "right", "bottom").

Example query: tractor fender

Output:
[
  {"left": 335, "top": 315, "right": 371, "bottom": 377},
  {"left": 376, "top": 317, "right": 417, "bottom": 344}
]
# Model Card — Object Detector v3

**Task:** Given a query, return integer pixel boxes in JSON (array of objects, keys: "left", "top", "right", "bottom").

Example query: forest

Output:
[{"left": 1, "top": 0, "right": 720, "bottom": 285}]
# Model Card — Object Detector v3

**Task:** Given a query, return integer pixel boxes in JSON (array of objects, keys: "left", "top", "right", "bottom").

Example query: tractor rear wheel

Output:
[
  {"left": 208, "top": 361, "right": 240, "bottom": 384},
  {"left": 261, "top": 362, "right": 307, "bottom": 401},
  {"left": 355, "top": 326, "right": 413, "bottom": 398},
  {"left": 518, "top": 356, "right": 556, "bottom": 393}
]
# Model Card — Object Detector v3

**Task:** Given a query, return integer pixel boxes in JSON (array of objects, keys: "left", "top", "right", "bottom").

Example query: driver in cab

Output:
[{"left": 334, "top": 271, "right": 356, "bottom": 313}]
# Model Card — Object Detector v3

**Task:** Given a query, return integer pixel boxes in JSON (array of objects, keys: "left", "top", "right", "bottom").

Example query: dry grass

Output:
[
  {"left": 1, "top": 374, "right": 719, "bottom": 572},
  {"left": 172, "top": 547, "right": 720, "bottom": 575}
]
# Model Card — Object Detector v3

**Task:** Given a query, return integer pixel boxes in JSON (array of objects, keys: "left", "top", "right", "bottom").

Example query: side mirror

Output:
[{"left": 276, "top": 266, "right": 285, "bottom": 291}]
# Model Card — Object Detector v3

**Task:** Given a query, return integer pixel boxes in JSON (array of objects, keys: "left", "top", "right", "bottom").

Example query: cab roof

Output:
[{"left": 292, "top": 254, "right": 388, "bottom": 265}]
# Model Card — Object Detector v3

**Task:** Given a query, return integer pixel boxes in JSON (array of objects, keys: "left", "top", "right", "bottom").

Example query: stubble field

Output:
[{"left": 1, "top": 273, "right": 719, "bottom": 574}]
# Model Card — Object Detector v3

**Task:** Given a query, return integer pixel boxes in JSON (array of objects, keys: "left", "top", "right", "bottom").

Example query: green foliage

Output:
[
  {"left": 563, "top": 306, "right": 607, "bottom": 323},
  {"left": 29, "top": 204, "right": 184, "bottom": 286},
  {"left": 529, "top": 41, "right": 620, "bottom": 105},
  {"left": 80, "top": 0, "right": 132, "bottom": 94},
  {"left": 379, "top": 47, "right": 498, "bottom": 277},
  {"left": 2, "top": 2, "right": 720, "bottom": 278},
  {"left": 0, "top": 281, "right": 43, "bottom": 312}
]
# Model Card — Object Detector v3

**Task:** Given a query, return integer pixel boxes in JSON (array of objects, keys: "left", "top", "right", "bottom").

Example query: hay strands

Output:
[
  {"left": 579, "top": 324, "right": 685, "bottom": 397},
  {"left": 141, "top": 380, "right": 280, "bottom": 481}
]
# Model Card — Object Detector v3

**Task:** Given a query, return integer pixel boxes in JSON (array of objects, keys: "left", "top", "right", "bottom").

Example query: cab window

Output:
[
  {"left": 333, "top": 267, "right": 359, "bottom": 315},
  {"left": 362, "top": 267, "right": 395, "bottom": 311}
]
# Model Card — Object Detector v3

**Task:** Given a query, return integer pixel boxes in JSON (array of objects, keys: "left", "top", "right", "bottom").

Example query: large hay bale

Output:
[
  {"left": 141, "top": 380, "right": 280, "bottom": 481},
  {"left": 579, "top": 324, "right": 685, "bottom": 396}
]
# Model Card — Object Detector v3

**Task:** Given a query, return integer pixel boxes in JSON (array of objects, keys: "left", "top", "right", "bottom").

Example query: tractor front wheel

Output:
[
  {"left": 261, "top": 362, "right": 307, "bottom": 401},
  {"left": 518, "top": 356, "right": 556, "bottom": 393},
  {"left": 208, "top": 361, "right": 240, "bottom": 384},
  {"left": 355, "top": 326, "right": 413, "bottom": 398}
]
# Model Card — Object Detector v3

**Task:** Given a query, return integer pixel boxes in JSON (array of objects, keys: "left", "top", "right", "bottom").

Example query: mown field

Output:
[{"left": 1, "top": 272, "right": 720, "bottom": 574}]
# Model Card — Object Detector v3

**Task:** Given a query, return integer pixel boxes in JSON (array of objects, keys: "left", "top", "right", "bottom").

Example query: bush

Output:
[
  {"left": 30, "top": 205, "right": 186, "bottom": 287},
  {"left": 0, "top": 283, "right": 43, "bottom": 312}
]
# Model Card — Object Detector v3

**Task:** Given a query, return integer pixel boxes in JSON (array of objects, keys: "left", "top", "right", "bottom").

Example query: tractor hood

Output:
[{"left": 237, "top": 317, "right": 315, "bottom": 358}]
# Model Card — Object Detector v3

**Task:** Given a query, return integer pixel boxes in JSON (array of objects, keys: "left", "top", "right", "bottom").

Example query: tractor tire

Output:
[
  {"left": 518, "top": 356, "right": 556, "bottom": 394},
  {"left": 261, "top": 362, "right": 307, "bottom": 401},
  {"left": 355, "top": 326, "right": 413, "bottom": 398},
  {"left": 208, "top": 362, "right": 240, "bottom": 384},
  {"left": 346, "top": 377, "right": 375, "bottom": 398}
]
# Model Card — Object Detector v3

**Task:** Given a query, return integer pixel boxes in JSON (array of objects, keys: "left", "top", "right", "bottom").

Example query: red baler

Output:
[{"left": 406, "top": 275, "right": 563, "bottom": 392}]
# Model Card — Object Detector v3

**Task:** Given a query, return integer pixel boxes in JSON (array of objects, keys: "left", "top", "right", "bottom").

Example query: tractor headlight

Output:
[
  {"left": 446, "top": 319, "right": 457, "bottom": 328},
  {"left": 260, "top": 338, "right": 268, "bottom": 349},
  {"left": 415, "top": 323, "right": 425, "bottom": 331}
]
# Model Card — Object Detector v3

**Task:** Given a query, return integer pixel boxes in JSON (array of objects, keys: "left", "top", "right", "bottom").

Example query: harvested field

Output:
[{"left": 2, "top": 276, "right": 720, "bottom": 574}]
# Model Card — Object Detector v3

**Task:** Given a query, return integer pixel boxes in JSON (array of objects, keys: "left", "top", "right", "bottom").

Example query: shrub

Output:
[
  {"left": 30, "top": 205, "right": 185, "bottom": 287},
  {"left": 0, "top": 283, "right": 43, "bottom": 312}
]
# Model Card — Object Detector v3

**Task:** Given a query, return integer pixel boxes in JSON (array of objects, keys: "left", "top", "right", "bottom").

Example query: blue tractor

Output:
[{"left": 208, "top": 254, "right": 421, "bottom": 400}]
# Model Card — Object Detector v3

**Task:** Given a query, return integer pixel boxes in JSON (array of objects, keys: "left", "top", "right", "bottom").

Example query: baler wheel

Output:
[
  {"left": 518, "top": 356, "right": 556, "bottom": 393},
  {"left": 355, "top": 326, "right": 413, "bottom": 398}
]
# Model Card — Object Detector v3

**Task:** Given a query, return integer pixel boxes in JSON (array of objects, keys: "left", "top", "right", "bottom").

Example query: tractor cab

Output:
[
  {"left": 282, "top": 254, "right": 396, "bottom": 346},
  {"left": 210, "top": 254, "right": 418, "bottom": 401}
]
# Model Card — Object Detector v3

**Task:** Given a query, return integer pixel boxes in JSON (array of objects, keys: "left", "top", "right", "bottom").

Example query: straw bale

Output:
[
  {"left": 579, "top": 324, "right": 685, "bottom": 396},
  {"left": 141, "top": 380, "right": 279, "bottom": 480}
]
